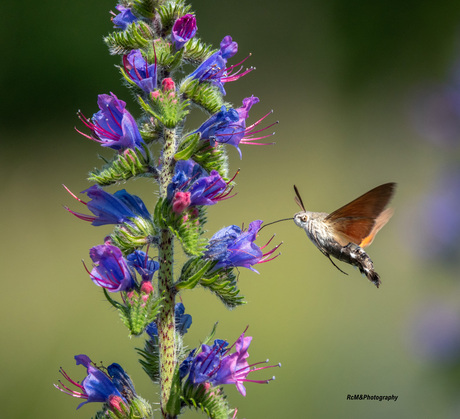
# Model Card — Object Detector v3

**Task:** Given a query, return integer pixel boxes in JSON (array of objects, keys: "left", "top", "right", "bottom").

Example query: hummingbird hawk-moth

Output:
[{"left": 293, "top": 183, "right": 396, "bottom": 288}]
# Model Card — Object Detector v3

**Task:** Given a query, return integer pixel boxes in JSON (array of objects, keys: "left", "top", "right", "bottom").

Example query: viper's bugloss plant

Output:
[{"left": 57, "top": 1, "right": 281, "bottom": 418}]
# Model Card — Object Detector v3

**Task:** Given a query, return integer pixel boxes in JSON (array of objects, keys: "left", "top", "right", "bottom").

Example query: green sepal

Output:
[
  {"left": 180, "top": 78, "right": 228, "bottom": 115},
  {"left": 200, "top": 267, "right": 246, "bottom": 309},
  {"left": 182, "top": 38, "right": 216, "bottom": 65},
  {"left": 88, "top": 145, "right": 156, "bottom": 186},
  {"left": 93, "top": 395, "right": 154, "bottom": 419},
  {"left": 103, "top": 288, "right": 163, "bottom": 336},
  {"left": 104, "top": 21, "right": 153, "bottom": 55},
  {"left": 175, "top": 258, "right": 215, "bottom": 290},
  {"left": 174, "top": 132, "right": 201, "bottom": 161},
  {"left": 132, "top": 0, "right": 158, "bottom": 19},
  {"left": 110, "top": 216, "right": 158, "bottom": 256},
  {"left": 181, "top": 381, "right": 235, "bottom": 419},
  {"left": 154, "top": 197, "right": 207, "bottom": 256},
  {"left": 192, "top": 140, "right": 229, "bottom": 180},
  {"left": 158, "top": 0, "right": 192, "bottom": 31},
  {"left": 139, "top": 91, "right": 190, "bottom": 129}
]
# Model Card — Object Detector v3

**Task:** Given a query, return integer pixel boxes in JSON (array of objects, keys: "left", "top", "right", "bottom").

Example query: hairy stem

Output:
[{"left": 158, "top": 128, "right": 177, "bottom": 417}]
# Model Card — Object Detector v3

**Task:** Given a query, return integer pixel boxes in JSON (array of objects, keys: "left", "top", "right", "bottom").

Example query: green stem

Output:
[{"left": 158, "top": 128, "right": 177, "bottom": 418}]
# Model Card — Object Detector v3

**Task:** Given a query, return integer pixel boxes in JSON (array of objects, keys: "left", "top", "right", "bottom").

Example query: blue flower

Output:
[
  {"left": 146, "top": 302, "right": 192, "bottom": 338},
  {"left": 205, "top": 220, "right": 281, "bottom": 273},
  {"left": 181, "top": 330, "right": 279, "bottom": 396},
  {"left": 77, "top": 93, "right": 144, "bottom": 150},
  {"left": 64, "top": 185, "right": 150, "bottom": 227},
  {"left": 171, "top": 14, "right": 197, "bottom": 50},
  {"left": 167, "top": 160, "right": 234, "bottom": 213},
  {"left": 112, "top": 5, "right": 138, "bottom": 30},
  {"left": 88, "top": 245, "right": 137, "bottom": 292},
  {"left": 123, "top": 49, "right": 157, "bottom": 93},
  {"left": 187, "top": 36, "right": 252, "bottom": 95},
  {"left": 107, "top": 363, "right": 137, "bottom": 402},
  {"left": 126, "top": 250, "right": 159, "bottom": 282},
  {"left": 54, "top": 354, "right": 127, "bottom": 411},
  {"left": 195, "top": 96, "right": 275, "bottom": 158}
]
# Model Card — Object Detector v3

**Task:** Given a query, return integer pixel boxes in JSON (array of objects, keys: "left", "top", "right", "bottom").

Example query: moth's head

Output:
[{"left": 294, "top": 211, "right": 309, "bottom": 228}]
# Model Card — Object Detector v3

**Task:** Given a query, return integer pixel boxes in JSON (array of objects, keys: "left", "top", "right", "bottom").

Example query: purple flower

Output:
[
  {"left": 166, "top": 160, "right": 235, "bottom": 213},
  {"left": 195, "top": 96, "right": 276, "bottom": 158},
  {"left": 182, "top": 330, "right": 280, "bottom": 396},
  {"left": 64, "top": 185, "right": 150, "bottom": 227},
  {"left": 171, "top": 14, "right": 197, "bottom": 50},
  {"left": 54, "top": 354, "right": 126, "bottom": 410},
  {"left": 123, "top": 50, "right": 157, "bottom": 93},
  {"left": 402, "top": 167, "right": 460, "bottom": 263},
  {"left": 126, "top": 250, "right": 159, "bottom": 282},
  {"left": 407, "top": 300, "right": 460, "bottom": 364},
  {"left": 188, "top": 36, "right": 252, "bottom": 95},
  {"left": 87, "top": 245, "right": 137, "bottom": 292},
  {"left": 146, "top": 302, "right": 192, "bottom": 338},
  {"left": 112, "top": 5, "right": 138, "bottom": 30},
  {"left": 205, "top": 220, "right": 281, "bottom": 273},
  {"left": 77, "top": 93, "right": 144, "bottom": 150}
]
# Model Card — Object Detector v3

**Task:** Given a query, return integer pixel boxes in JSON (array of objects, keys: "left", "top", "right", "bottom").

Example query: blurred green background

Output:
[{"left": 3, "top": 0, "right": 460, "bottom": 417}]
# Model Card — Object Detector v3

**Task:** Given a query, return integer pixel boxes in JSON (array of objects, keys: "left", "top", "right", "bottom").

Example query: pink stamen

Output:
[
  {"left": 258, "top": 252, "right": 281, "bottom": 264},
  {"left": 222, "top": 54, "right": 252, "bottom": 76},
  {"left": 64, "top": 207, "right": 96, "bottom": 222},
  {"left": 245, "top": 121, "right": 278, "bottom": 137},
  {"left": 62, "top": 185, "right": 88, "bottom": 205},
  {"left": 54, "top": 382, "right": 87, "bottom": 398},
  {"left": 74, "top": 126, "right": 102, "bottom": 143},
  {"left": 222, "top": 67, "right": 254, "bottom": 83},
  {"left": 77, "top": 111, "right": 120, "bottom": 142},
  {"left": 262, "top": 241, "right": 283, "bottom": 257},
  {"left": 58, "top": 368, "right": 85, "bottom": 391},
  {"left": 245, "top": 110, "right": 274, "bottom": 131}
]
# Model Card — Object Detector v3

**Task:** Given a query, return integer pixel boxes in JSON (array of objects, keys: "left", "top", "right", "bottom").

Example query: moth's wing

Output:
[
  {"left": 325, "top": 183, "right": 396, "bottom": 247},
  {"left": 359, "top": 208, "right": 394, "bottom": 247}
]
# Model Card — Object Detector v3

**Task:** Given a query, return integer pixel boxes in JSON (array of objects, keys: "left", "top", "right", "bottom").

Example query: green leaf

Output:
[
  {"left": 137, "top": 338, "right": 160, "bottom": 384},
  {"left": 104, "top": 21, "right": 153, "bottom": 55},
  {"left": 179, "top": 78, "right": 228, "bottom": 115},
  {"left": 192, "top": 140, "right": 229, "bottom": 180},
  {"left": 201, "top": 322, "right": 218, "bottom": 346},
  {"left": 110, "top": 216, "right": 158, "bottom": 256},
  {"left": 182, "top": 38, "right": 216, "bottom": 65},
  {"left": 174, "top": 132, "right": 201, "bottom": 161},
  {"left": 88, "top": 145, "right": 157, "bottom": 186},
  {"left": 132, "top": 0, "right": 158, "bottom": 19},
  {"left": 176, "top": 259, "right": 215, "bottom": 290},
  {"left": 181, "top": 381, "right": 235, "bottom": 419},
  {"left": 154, "top": 197, "right": 207, "bottom": 256},
  {"left": 200, "top": 268, "right": 246, "bottom": 309},
  {"left": 158, "top": 0, "right": 192, "bottom": 31},
  {"left": 139, "top": 92, "right": 190, "bottom": 129},
  {"left": 103, "top": 288, "right": 163, "bottom": 336}
]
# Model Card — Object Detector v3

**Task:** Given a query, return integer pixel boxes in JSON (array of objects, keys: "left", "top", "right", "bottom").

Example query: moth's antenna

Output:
[
  {"left": 294, "top": 185, "right": 305, "bottom": 211},
  {"left": 259, "top": 218, "right": 293, "bottom": 232}
]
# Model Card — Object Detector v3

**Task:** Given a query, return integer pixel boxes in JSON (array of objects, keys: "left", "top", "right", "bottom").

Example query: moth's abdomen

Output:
[{"left": 333, "top": 242, "right": 381, "bottom": 288}]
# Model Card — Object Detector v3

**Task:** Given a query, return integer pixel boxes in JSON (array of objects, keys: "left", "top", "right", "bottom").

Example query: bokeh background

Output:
[{"left": 3, "top": 0, "right": 460, "bottom": 417}]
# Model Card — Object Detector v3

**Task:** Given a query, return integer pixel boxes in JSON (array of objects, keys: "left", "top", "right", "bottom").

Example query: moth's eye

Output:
[{"left": 301, "top": 215, "right": 308, "bottom": 222}]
